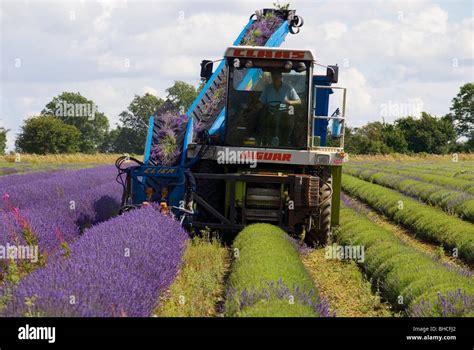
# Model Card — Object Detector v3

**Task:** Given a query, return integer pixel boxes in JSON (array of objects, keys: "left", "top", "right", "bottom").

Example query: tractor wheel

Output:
[
  {"left": 195, "top": 160, "right": 225, "bottom": 223},
  {"left": 305, "top": 167, "right": 332, "bottom": 246}
]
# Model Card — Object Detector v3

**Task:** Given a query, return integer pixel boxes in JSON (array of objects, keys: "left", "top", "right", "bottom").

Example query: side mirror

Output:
[
  {"left": 200, "top": 60, "right": 213, "bottom": 82},
  {"left": 327, "top": 65, "right": 338, "bottom": 83}
]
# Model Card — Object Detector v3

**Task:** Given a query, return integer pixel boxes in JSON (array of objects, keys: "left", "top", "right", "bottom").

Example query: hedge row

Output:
[
  {"left": 335, "top": 206, "right": 474, "bottom": 316},
  {"left": 344, "top": 167, "right": 474, "bottom": 223},
  {"left": 346, "top": 164, "right": 474, "bottom": 194},
  {"left": 342, "top": 174, "right": 474, "bottom": 263},
  {"left": 224, "top": 223, "right": 331, "bottom": 317}
]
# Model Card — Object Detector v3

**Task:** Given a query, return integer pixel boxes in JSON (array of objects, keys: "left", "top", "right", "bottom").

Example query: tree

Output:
[
  {"left": 395, "top": 113, "right": 456, "bottom": 154},
  {"left": 116, "top": 93, "right": 164, "bottom": 154},
  {"left": 465, "top": 131, "right": 474, "bottom": 152},
  {"left": 344, "top": 122, "right": 393, "bottom": 154},
  {"left": 0, "top": 127, "right": 8, "bottom": 155},
  {"left": 41, "top": 92, "right": 109, "bottom": 153},
  {"left": 99, "top": 127, "right": 143, "bottom": 154},
  {"left": 16, "top": 115, "right": 81, "bottom": 154},
  {"left": 166, "top": 81, "right": 198, "bottom": 112},
  {"left": 382, "top": 124, "right": 408, "bottom": 153},
  {"left": 449, "top": 83, "right": 473, "bottom": 138}
]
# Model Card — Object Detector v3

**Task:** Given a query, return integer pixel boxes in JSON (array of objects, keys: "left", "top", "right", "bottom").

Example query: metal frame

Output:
[
  {"left": 209, "top": 21, "right": 292, "bottom": 138},
  {"left": 191, "top": 172, "right": 296, "bottom": 233},
  {"left": 311, "top": 85, "right": 347, "bottom": 150}
]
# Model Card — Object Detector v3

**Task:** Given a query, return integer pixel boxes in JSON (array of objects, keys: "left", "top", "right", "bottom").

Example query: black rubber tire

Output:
[
  {"left": 195, "top": 160, "right": 225, "bottom": 223},
  {"left": 306, "top": 167, "right": 332, "bottom": 246}
]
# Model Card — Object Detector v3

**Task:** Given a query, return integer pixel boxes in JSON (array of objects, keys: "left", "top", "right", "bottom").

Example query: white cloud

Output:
[
  {"left": 316, "top": 21, "right": 348, "bottom": 41},
  {"left": 338, "top": 67, "right": 376, "bottom": 125},
  {"left": 0, "top": 0, "right": 473, "bottom": 152},
  {"left": 142, "top": 86, "right": 159, "bottom": 96},
  {"left": 408, "top": 4, "right": 449, "bottom": 34}
]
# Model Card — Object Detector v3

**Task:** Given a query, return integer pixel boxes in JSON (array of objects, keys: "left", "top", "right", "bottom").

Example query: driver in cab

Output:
[
  {"left": 259, "top": 71, "right": 301, "bottom": 106},
  {"left": 257, "top": 71, "right": 301, "bottom": 147}
]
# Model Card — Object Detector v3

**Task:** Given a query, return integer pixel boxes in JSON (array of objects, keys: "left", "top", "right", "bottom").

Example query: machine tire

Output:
[
  {"left": 306, "top": 167, "right": 332, "bottom": 246},
  {"left": 195, "top": 160, "right": 225, "bottom": 223}
]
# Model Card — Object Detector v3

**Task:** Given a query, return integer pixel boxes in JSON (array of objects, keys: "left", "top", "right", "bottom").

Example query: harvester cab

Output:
[{"left": 117, "top": 8, "right": 347, "bottom": 245}]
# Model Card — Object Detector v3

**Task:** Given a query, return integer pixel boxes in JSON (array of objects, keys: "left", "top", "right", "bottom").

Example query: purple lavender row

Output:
[
  {"left": 1, "top": 166, "right": 121, "bottom": 255},
  {"left": 410, "top": 289, "right": 474, "bottom": 317},
  {"left": 3, "top": 206, "right": 188, "bottom": 317},
  {"left": 0, "top": 171, "right": 57, "bottom": 189},
  {"left": 1, "top": 166, "right": 116, "bottom": 211}
]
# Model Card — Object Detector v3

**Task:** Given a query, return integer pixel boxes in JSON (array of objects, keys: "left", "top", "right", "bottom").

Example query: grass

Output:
[
  {"left": 336, "top": 206, "right": 474, "bottom": 316},
  {"left": 350, "top": 153, "right": 474, "bottom": 162},
  {"left": 1, "top": 153, "right": 141, "bottom": 164},
  {"left": 301, "top": 248, "right": 393, "bottom": 317},
  {"left": 153, "top": 233, "right": 230, "bottom": 317},
  {"left": 342, "top": 174, "right": 474, "bottom": 264},
  {"left": 224, "top": 223, "right": 329, "bottom": 317}
]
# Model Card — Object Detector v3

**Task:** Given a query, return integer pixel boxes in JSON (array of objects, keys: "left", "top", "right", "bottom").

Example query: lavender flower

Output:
[
  {"left": 228, "top": 279, "right": 333, "bottom": 317},
  {"left": 150, "top": 113, "right": 189, "bottom": 165},
  {"left": 3, "top": 206, "right": 188, "bottom": 317},
  {"left": 0, "top": 166, "right": 121, "bottom": 262},
  {"left": 410, "top": 289, "right": 474, "bottom": 317}
]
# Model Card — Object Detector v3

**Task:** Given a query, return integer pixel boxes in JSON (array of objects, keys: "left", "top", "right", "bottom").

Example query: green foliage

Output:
[
  {"left": 42, "top": 92, "right": 109, "bottom": 153},
  {"left": 342, "top": 174, "right": 474, "bottom": 263},
  {"left": 395, "top": 113, "right": 456, "bottom": 154},
  {"left": 165, "top": 81, "right": 198, "bottom": 111},
  {"left": 112, "top": 93, "right": 164, "bottom": 154},
  {"left": 24, "top": 295, "right": 44, "bottom": 317},
  {"left": 0, "top": 127, "right": 8, "bottom": 155},
  {"left": 449, "top": 83, "right": 474, "bottom": 139},
  {"left": 16, "top": 115, "right": 81, "bottom": 154},
  {"left": 347, "top": 162, "right": 474, "bottom": 194},
  {"left": 344, "top": 123, "right": 394, "bottom": 155},
  {"left": 155, "top": 233, "right": 229, "bottom": 317},
  {"left": 225, "top": 224, "right": 322, "bottom": 316},
  {"left": 336, "top": 206, "right": 474, "bottom": 315},
  {"left": 99, "top": 127, "right": 141, "bottom": 154},
  {"left": 344, "top": 166, "right": 474, "bottom": 222},
  {"left": 466, "top": 131, "right": 474, "bottom": 152},
  {"left": 382, "top": 123, "right": 408, "bottom": 153},
  {"left": 238, "top": 298, "right": 317, "bottom": 317},
  {"left": 0, "top": 259, "right": 21, "bottom": 313},
  {"left": 6, "top": 259, "right": 20, "bottom": 285},
  {"left": 273, "top": 1, "right": 290, "bottom": 11},
  {"left": 345, "top": 105, "right": 461, "bottom": 154}
]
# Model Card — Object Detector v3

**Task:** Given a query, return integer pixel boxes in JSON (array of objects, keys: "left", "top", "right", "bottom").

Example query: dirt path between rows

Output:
[{"left": 301, "top": 248, "right": 394, "bottom": 317}]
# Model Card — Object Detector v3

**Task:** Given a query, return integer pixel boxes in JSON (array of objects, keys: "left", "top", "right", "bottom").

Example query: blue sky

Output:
[{"left": 1, "top": 0, "right": 473, "bottom": 151}]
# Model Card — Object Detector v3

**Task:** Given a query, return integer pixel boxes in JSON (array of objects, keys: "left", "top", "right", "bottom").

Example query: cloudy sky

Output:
[{"left": 1, "top": 0, "right": 473, "bottom": 150}]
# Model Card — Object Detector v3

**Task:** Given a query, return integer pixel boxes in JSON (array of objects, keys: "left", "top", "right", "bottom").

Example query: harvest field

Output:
[{"left": 0, "top": 154, "right": 473, "bottom": 317}]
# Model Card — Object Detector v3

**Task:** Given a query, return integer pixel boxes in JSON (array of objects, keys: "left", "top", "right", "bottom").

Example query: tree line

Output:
[
  {"left": 344, "top": 83, "right": 473, "bottom": 154},
  {"left": 3, "top": 81, "right": 198, "bottom": 155},
  {"left": 0, "top": 82, "right": 472, "bottom": 156}
]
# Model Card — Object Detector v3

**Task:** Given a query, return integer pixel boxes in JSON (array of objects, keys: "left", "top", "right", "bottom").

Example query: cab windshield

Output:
[{"left": 225, "top": 62, "right": 310, "bottom": 149}]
